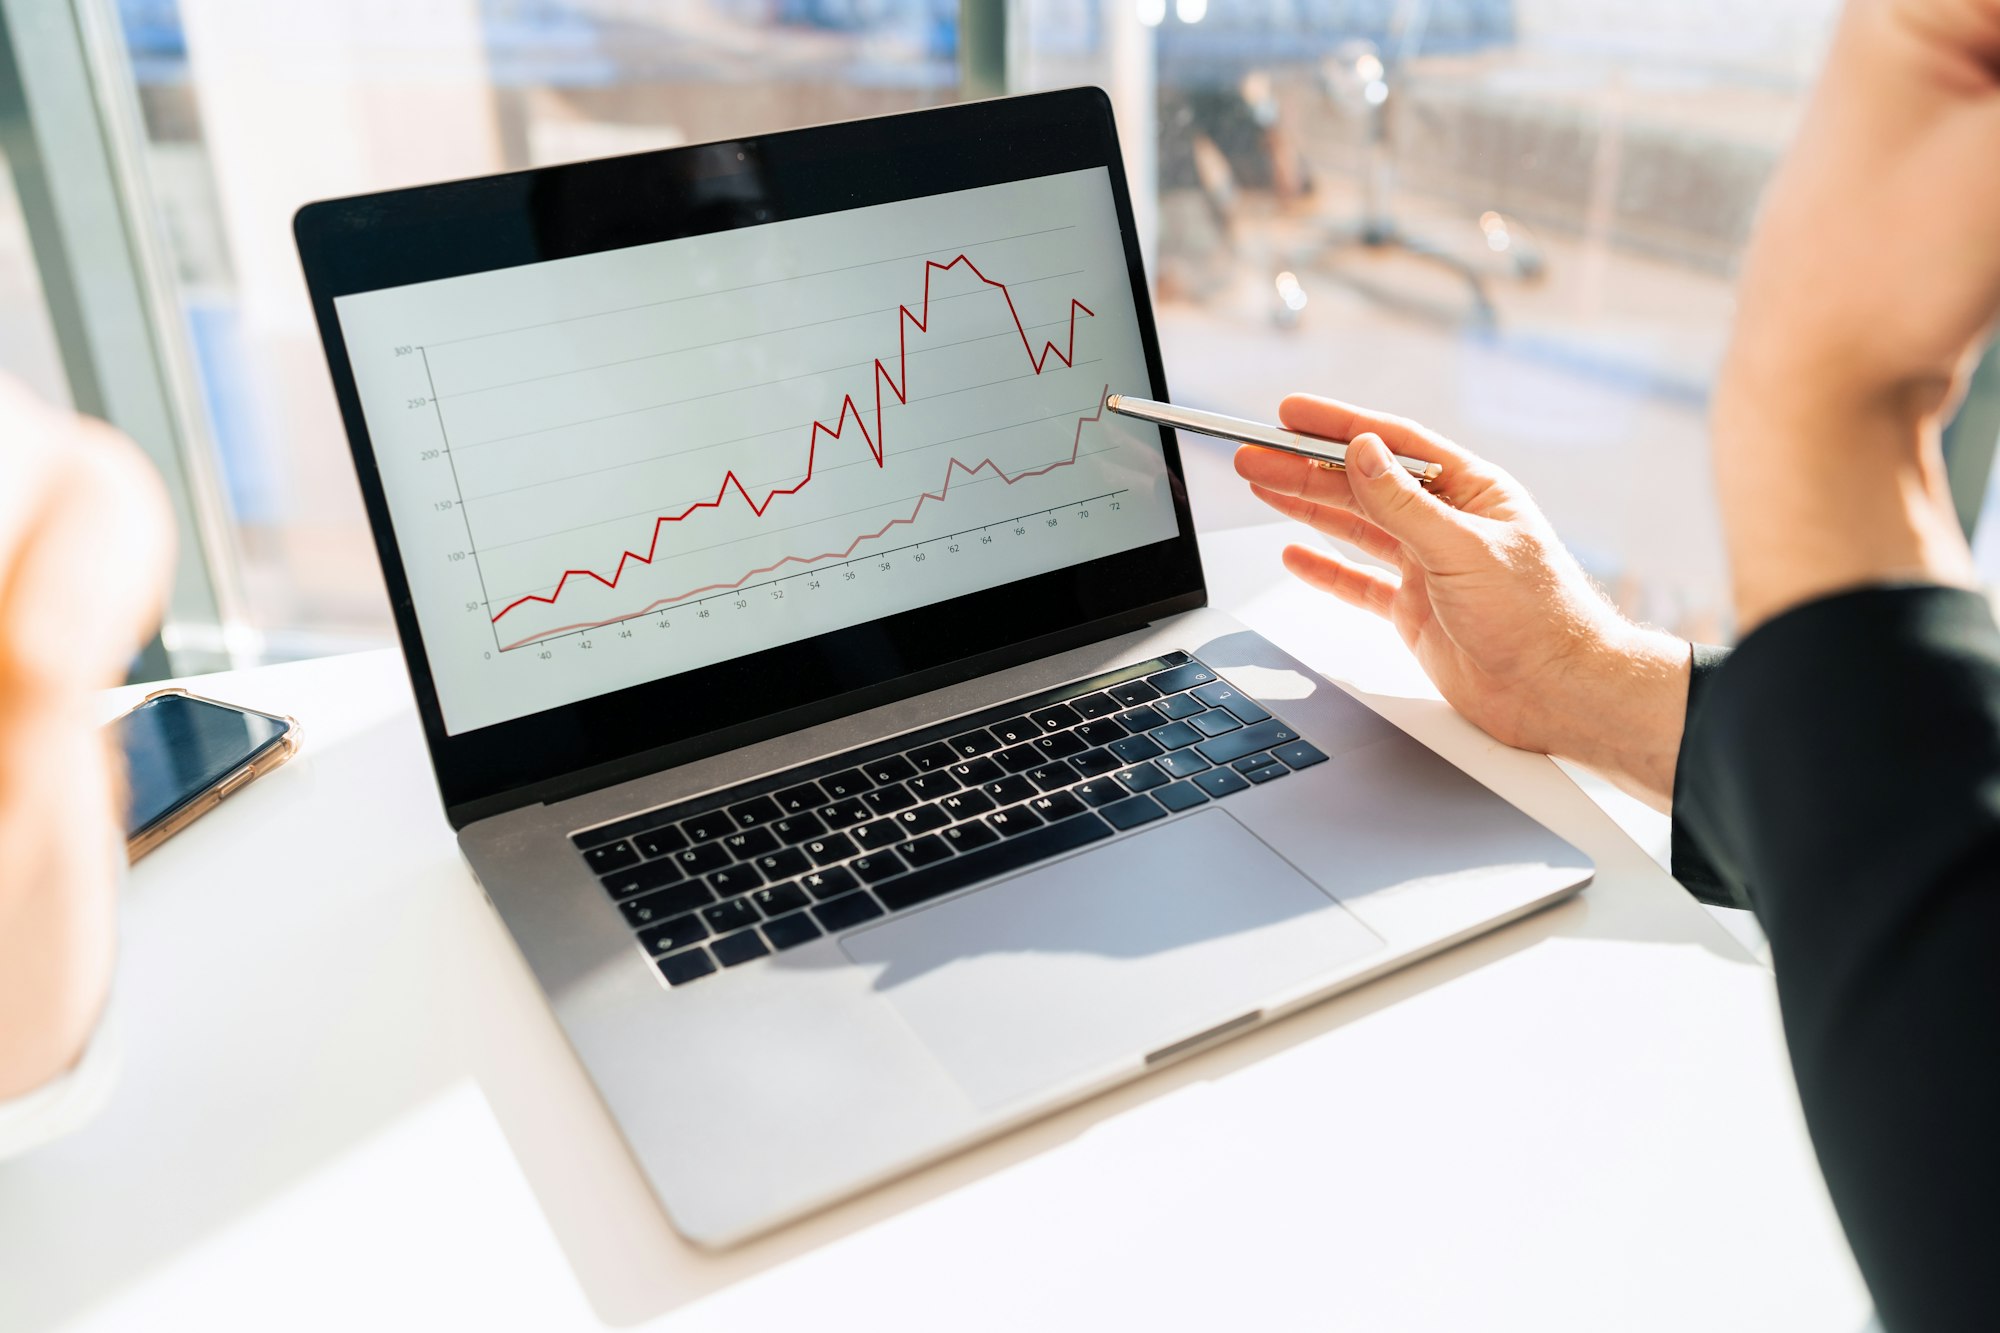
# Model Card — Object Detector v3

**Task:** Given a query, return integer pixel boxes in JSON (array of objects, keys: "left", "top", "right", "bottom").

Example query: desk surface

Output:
[{"left": 0, "top": 525, "right": 1868, "bottom": 1332}]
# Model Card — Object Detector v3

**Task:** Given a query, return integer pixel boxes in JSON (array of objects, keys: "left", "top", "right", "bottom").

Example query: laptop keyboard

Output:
[{"left": 569, "top": 652, "right": 1329, "bottom": 988}]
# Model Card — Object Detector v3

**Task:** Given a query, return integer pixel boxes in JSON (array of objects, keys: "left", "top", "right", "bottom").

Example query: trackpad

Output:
[{"left": 839, "top": 810, "right": 1383, "bottom": 1111}]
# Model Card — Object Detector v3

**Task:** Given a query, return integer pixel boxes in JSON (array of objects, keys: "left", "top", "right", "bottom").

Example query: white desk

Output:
[{"left": 1, "top": 525, "right": 1868, "bottom": 1332}]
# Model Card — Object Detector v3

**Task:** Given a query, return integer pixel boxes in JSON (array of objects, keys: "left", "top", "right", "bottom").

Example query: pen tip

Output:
[{"left": 1105, "top": 394, "right": 1121, "bottom": 410}]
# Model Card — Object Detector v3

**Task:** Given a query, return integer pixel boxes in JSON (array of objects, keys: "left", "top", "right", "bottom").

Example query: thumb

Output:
[{"left": 1343, "top": 433, "right": 1475, "bottom": 561}]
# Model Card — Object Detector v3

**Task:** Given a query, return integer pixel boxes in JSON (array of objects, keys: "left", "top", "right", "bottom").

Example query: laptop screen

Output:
[{"left": 331, "top": 166, "right": 1179, "bottom": 736}]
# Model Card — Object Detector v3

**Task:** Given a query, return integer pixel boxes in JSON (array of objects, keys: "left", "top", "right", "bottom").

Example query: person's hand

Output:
[
  {"left": 0, "top": 377, "right": 172, "bottom": 1102},
  {"left": 1236, "top": 394, "right": 1692, "bottom": 809},
  {"left": 1714, "top": 0, "right": 2000, "bottom": 629}
]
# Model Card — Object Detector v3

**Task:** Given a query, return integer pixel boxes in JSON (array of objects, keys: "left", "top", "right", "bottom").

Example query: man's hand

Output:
[
  {"left": 0, "top": 378, "right": 172, "bottom": 1102},
  {"left": 1237, "top": 394, "right": 1692, "bottom": 809},
  {"left": 1715, "top": 0, "right": 2000, "bottom": 629}
]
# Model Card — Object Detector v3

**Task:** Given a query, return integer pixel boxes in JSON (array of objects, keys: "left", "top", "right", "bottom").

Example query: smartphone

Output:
[{"left": 113, "top": 688, "right": 300, "bottom": 861}]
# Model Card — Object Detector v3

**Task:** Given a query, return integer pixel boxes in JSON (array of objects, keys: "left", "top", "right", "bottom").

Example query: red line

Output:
[
  {"left": 489, "top": 255, "right": 1094, "bottom": 624},
  {"left": 496, "top": 387, "right": 1111, "bottom": 652}
]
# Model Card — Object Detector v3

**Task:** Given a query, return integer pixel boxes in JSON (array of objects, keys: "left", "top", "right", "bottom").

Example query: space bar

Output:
[{"left": 875, "top": 813, "right": 1114, "bottom": 913}]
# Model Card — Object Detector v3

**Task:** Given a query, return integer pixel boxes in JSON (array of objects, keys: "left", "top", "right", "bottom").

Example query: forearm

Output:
[{"left": 1532, "top": 624, "right": 1692, "bottom": 813}]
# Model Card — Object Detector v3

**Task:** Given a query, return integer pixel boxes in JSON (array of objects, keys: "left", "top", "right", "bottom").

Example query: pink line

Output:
[{"left": 497, "top": 387, "right": 1111, "bottom": 652}]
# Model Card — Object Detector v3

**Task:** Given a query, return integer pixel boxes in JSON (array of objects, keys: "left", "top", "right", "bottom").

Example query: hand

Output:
[
  {"left": 1715, "top": 0, "right": 2000, "bottom": 628},
  {"left": 1236, "top": 394, "right": 1692, "bottom": 809},
  {"left": 0, "top": 377, "right": 172, "bottom": 1101}
]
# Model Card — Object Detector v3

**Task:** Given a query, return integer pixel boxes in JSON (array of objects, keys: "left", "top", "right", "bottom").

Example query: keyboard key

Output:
[
  {"left": 876, "top": 813, "right": 1114, "bottom": 913},
  {"left": 799, "top": 865, "right": 859, "bottom": 900},
  {"left": 1192, "top": 766, "right": 1252, "bottom": 799},
  {"left": 585, "top": 841, "right": 640, "bottom": 875},
  {"left": 1155, "top": 781, "right": 1209, "bottom": 812},
  {"left": 1031, "top": 730, "right": 1086, "bottom": 760},
  {"left": 1115, "top": 762, "right": 1169, "bottom": 793},
  {"left": 988, "top": 716, "right": 1038, "bottom": 746},
  {"left": 752, "top": 881, "right": 811, "bottom": 916},
  {"left": 891, "top": 804, "right": 951, "bottom": 836},
  {"left": 1070, "top": 691, "right": 1120, "bottom": 719},
  {"left": 982, "top": 775, "right": 1036, "bottom": 806},
  {"left": 1156, "top": 692, "right": 1206, "bottom": 721},
  {"left": 682, "top": 811, "right": 734, "bottom": 843},
  {"left": 948, "top": 756, "right": 1002, "bottom": 785},
  {"left": 1189, "top": 709, "right": 1242, "bottom": 738},
  {"left": 1028, "top": 760, "right": 1081, "bottom": 792},
  {"left": 707, "top": 864, "right": 763, "bottom": 897},
  {"left": 895, "top": 834, "right": 953, "bottom": 868},
  {"left": 1234, "top": 752, "right": 1280, "bottom": 774},
  {"left": 1158, "top": 750, "right": 1212, "bottom": 779},
  {"left": 987, "top": 804, "right": 1044, "bottom": 836},
  {"left": 1028, "top": 790, "right": 1086, "bottom": 822},
  {"left": 1108, "top": 679, "right": 1162, "bottom": 707},
  {"left": 1148, "top": 661, "right": 1218, "bottom": 694},
  {"left": 863, "top": 754, "right": 917, "bottom": 785},
  {"left": 1070, "top": 747, "right": 1122, "bottom": 778},
  {"left": 773, "top": 811, "right": 827, "bottom": 844},
  {"left": 940, "top": 789, "right": 998, "bottom": 821},
  {"left": 816, "top": 796, "right": 871, "bottom": 829},
  {"left": 863, "top": 783, "right": 918, "bottom": 815},
  {"left": 1117, "top": 705, "right": 1168, "bottom": 732},
  {"left": 1151, "top": 720, "right": 1202, "bottom": 750},
  {"left": 656, "top": 948, "right": 716, "bottom": 986},
  {"left": 851, "top": 851, "right": 905, "bottom": 884},
  {"left": 632, "top": 824, "right": 689, "bottom": 859},
  {"left": 1074, "top": 778, "right": 1125, "bottom": 807},
  {"left": 673, "top": 842, "right": 731, "bottom": 877},
  {"left": 711, "top": 930, "right": 770, "bottom": 968},
  {"left": 1100, "top": 794, "right": 1167, "bottom": 830},
  {"left": 722, "top": 827, "right": 778, "bottom": 860},
  {"left": 619, "top": 881, "right": 712, "bottom": 926},
  {"left": 763, "top": 912, "right": 822, "bottom": 951},
  {"left": 600, "top": 858, "right": 684, "bottom": 900},
  {"left": 639, "top": 913, "right": 710, "bottom": 955},
  {"left": 1073, "top": 719, "right": 1127, "bottom": 746},
  {"left": 995, "top": 744, "right": 1043, "bottom": 774},
  {"left": 1275, "top": 740, "right": 1330, "bottom": 769},
  {"left": 804, "top": 832, "right": 858, "bottom": 865},
  {"left": 1248, "top": 763, "right": 1290, "bottom": 785},
  {"left": 1198, "top": 719, "right": 1301, "bottom": 765},
  {"left": 1028, "top": 703, "right": 1082, "bottom": 732},
  {"left": 940, "top": 820, "right": 999, "bottom": 853},
  {"left": 774, "top": 780, "right": 826, "bottom": 814},
  {"left": 754, "top": 847, "right": 811, "bottom": 881},
  {"left": 1108, "top": 734, "right": 1165, "bottom": 764},
  {"left": 907, "top": 742, "right": 957, "bottom": 772},
  {"left": 947, "top": 728, "right": 1002, "bottom": 757},
  {"left": 819, "top": 768, "right": 872, "bottom": 800},
  {"left": 906, "top": 771, "right": 959, "bottom": 801},
  {"left": 1194, "top": 681, "right": 1271, "bottom": 724},
  {"left": 702, "top": 896, "right": 759, "bottom": 933},
  {"left": 813, "top": 891, "right": 885, "bottom": 932},
  {"left": 850, "top": 819, "right": 900, "bottom": 852},
  {"left": 728, "top": 795, "right": 782, "bottom": 829}
]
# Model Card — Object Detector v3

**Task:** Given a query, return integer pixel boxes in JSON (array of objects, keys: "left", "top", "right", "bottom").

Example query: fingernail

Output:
[{"left": 1353, "top": 434, "right": 1391, "bottom": 478}]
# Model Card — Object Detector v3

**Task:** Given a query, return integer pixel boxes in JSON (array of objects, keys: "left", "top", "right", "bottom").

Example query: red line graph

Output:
[
  {"left": 488, "top": 254, "right": 1095, "bottom": 626},
  {"left": 496, "top": 387, "right": 1111, "bottom": 652}
]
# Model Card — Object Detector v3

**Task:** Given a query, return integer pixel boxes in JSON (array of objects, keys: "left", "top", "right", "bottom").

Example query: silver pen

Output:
[{"left": 1106, "top": 394, "right": 1443, "bottom": 485}]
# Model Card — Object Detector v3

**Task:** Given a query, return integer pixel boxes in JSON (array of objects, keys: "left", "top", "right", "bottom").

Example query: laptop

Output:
[{"left": 295, "top": 88, "right": 1592, "bottom": 1248}]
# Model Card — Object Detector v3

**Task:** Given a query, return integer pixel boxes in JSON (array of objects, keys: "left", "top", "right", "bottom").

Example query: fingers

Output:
[
  {"left": 1338, "top": 433, "right": 1484, "bottom": 565},
  {"left": 1247, "top": 483, "right": 1402, "bottom": 562},
  {"left": 1233, "top": 441, "right": 1356, "bottom": 511},
  {"left": 1281, "top": 543, "right": 1398, "bottom": 617},
  {"left": 1277, "top": 393, "right": 1477, "bottom": 470}
]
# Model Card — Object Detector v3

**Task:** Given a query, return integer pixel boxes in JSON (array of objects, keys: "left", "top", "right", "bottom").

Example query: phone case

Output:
[{"left": 123, "top": 687, "right": 302, "bottom": 863}]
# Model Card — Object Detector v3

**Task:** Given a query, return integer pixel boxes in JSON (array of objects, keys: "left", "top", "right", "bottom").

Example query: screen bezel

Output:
[{"left": 294, "top": 88, "right": 1204, "bottom": 828}]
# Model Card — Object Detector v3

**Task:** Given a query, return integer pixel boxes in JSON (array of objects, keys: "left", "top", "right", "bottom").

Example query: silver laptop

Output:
[{"left": 296, "top": 89, "right": 1592, "bottom": 1248}]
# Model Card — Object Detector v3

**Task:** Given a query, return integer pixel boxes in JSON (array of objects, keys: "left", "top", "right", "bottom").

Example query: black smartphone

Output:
[{"left": 112, "top": 689, "right": 300, "bottom": 860}]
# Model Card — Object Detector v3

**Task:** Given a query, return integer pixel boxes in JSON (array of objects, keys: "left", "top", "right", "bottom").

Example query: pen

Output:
[{"left": 1106, "top": 394, "right": 1444, "bottom": 485}]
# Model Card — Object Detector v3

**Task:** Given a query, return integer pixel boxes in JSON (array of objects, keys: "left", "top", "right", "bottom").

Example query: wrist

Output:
[{"left": 1539, "top": 623, "right": 1692, "bottom": 812}]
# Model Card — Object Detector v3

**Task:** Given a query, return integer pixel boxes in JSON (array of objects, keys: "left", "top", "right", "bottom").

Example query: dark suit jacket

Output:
[{"left": 1669, "top": 586, "right": 2000, "bottom": 1332}]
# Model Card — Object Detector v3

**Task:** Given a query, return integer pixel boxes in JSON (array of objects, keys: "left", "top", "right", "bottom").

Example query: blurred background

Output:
[{"left": 5, "top": 0, "right": 1999, "bottom": 672}]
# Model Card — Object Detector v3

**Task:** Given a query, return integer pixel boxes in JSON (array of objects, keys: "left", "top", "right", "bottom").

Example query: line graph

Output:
[
  {"left": 489, "top": 254, "right": 1095, "bottom": 624},
  {"left": 495, "top": 387, "right": 1113, "bottom": 651},
  {"left": 334, "top": 165, "right": 1181, "bottom": 735}
]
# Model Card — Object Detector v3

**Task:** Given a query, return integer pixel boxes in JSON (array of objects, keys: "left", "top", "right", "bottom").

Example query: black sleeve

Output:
[
  {"left": 1675, "top": 585, "right": 2000, "bottom": 1333},
  {"left": 1669, "top": 643, "right": 1737, "bottom": 906}
]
